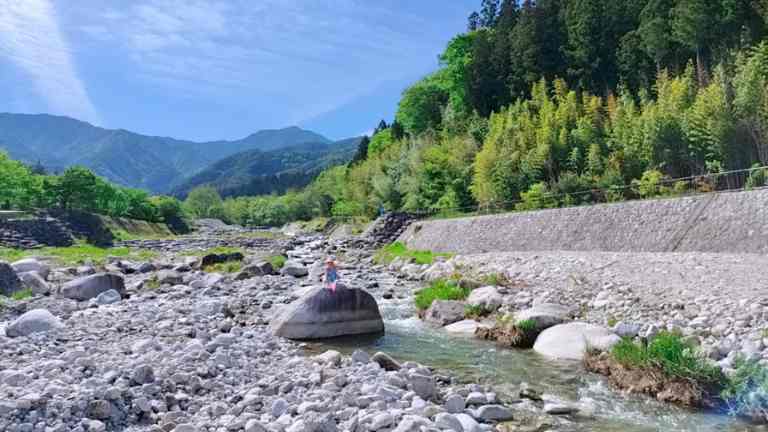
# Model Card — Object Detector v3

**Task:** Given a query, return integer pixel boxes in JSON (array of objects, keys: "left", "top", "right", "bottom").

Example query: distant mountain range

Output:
[{"left": 0, "top": 113, "right": 358, "bottom": 195}]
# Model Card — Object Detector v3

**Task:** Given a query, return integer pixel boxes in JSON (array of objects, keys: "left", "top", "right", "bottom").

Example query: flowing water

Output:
[{"left": 313, "top": 295, "right": 766, "bottom": 432}]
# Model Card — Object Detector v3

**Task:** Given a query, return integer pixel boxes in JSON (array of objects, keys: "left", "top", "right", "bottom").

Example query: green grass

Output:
[
  {"left": 415, "top": 279, "right": 470, "bottom": 310},
  {"left": 143, "top": 277, "right": 161, "bottom": 290},
  {"left": 181, "top": 246, "right": 243, "bottom": 257},
  {"left": 516, "top": 318, "right": 536, "bottom": 332},
  {"left": 112, "top": 229, "right": 175, "bottom": 242},
  {"left": 611, "top": 332, "right": 724, "bottom": 384},
  {"left": 267, "top": 255, "right": 287, "bottom": 269},
  {"left": 464, "top": 304, "right": 487, "bottom": 319},
  {"left": 375, "top": 241, "right": 452, "bottom": 266},
  {"left": 607, "top": 316, "right": 618, "bottom": 327},
  {"left": 10, "top": 288, "right": 33, "bottom": 301},
  {"left": 1, "top": 244, "right": 157, "bottom": 266},
  {"left": 203, "top": 261, "right": 243, "bottom": 273}
]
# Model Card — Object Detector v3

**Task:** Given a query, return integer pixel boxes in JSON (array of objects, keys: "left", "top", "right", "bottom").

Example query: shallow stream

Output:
[{"left": 314, "top": 297, "right": 764, "bottom": 431}]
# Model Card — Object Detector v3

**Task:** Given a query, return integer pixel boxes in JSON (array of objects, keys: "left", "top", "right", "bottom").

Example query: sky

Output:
[{"left": 0, "top": 0, "right": 477, "bottom": 141}]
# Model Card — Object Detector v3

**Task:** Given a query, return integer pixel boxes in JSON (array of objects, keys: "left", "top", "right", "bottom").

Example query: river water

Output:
[{"left": 313, "top": 296, "right": 765, "bottom": 432}]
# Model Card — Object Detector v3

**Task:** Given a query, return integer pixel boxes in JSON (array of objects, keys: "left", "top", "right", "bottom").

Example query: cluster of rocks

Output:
[
  {"left": 0, "top": 217, "right": 74, "bottom": 249},
  {"left": 358, "top": 214, "right": 419, "bottom": 248}
]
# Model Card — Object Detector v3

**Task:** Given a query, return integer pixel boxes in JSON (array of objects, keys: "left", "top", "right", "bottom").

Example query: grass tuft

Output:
[
  {"left": 10, "top": 288, "right": 33, "bottom": 301},
  {"left": 181, "top": 246, "right": 243, "bottom": 257},
  {"left": 1, "top": 244, "right": 157, "bottom": 266},
  {"left": 464, "top": 304, "right": 487, "bottom": 319},
  {"left": 516, "top": 318, "right": 536, "bottom": 332},
  {"left": 203, "top": 261, "right": 243, "bottom": 274},
  {"left": 267, "top": 255, "right": 287, "bottom": 269},
  {"left": 415, "top": 279, "right": 470, "bottom": 310},
  {"left": 375, "top": 241, "right": 452, "bottom": 266}
]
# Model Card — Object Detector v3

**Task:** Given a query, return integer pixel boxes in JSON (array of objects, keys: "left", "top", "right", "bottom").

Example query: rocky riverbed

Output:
[{"left": 0, "top": 231, "right": 565, "bottom": 432}]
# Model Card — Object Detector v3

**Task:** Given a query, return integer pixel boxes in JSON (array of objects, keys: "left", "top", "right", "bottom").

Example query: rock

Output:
[
  {"left": 392, "top": 415, "right": 432, "bottom": 432},
  {"left": 370, "top": 412, "right": 394, "bottom": 430},
  {"left": 11, "top": 259, "right": 50, "bottom": 280},
  {"left": 0, "top": 261, "right": 23, "bottom": 297},
  {"left": 5, "top": 309, "right": 63, "bottom": 337},
  {"left": 271, "top": 284, "right": 384, "bottom": 339},
  {"left": 87, "top": 420, "right": 106, "bottom": 432},
  {"left": 465, "top": 392, "right": 486, "bottom": 406},
  {"left": 444, "top": 320, "right": 481, "bottom": 336},
  {"left": 514, "top": 303, "right": 572, "bottom": 333},
  {"left": 424, "top": 300, "right": 465, "bottom": 327},
  {"left": 200, "top": 252, "right": 244, "bottom": 268},
  {"left": 281, "top": 261, "right": 309, "bottom": 278},
  {"left": 613, "top": 321, "right": 641, "bottom": 338},
  {"left": 271, "top": 399, "right": 289, "bottom": 417},
  {"left": 444, "top": 393, "right": 466, "bottom": 414},
  {"left": 410, "top": 373, "right": 436, "bottom": 400},
  {"left": 245, "top": 419, "right": 268, "bottom": 432},
  {"left": 475, "top": 405, "right": 514, "bottom": 422},
  {"left": 543, "top": 403, "right": 578, "bottom": 415},
  {"left": 235, "top": 262, "right": 275, "bottom": 280},
  {"left": 131, "top": 365, "right": 155, "bottom": 385},
  {"left": 455, "top": 414, "right": 479, "bottom": 432},
  {"left": 533, "top": 322, "right": 621, "bottom": 361},
  {"left": 351, "top": 350, "right": 371, "bottom": 364},
  {"left": 87, "top": 399, "right": 112, "bottom": 419},
  {"left": 96, "top": 289, "right": 122, "bottom": 305},
  {"left": 137, "top": 262, "right": 156, "bottom": 273},
  {"left": 18, "top": 271, "right": 49, "bottom": 295},
  {"left": 157, "top": 270, "right": 183, "bottom": 285},
  {"left": 174, "top": 425, "right": 198, "bottom": 432},
  {"left": 314, "top": 350, "right": 342, "bottom": 367},
  {"left": 61, "top": 273, "right": 126, "bottom": 301},
  {"left": 435, "top": 413, "right": 463, "bottom": 431},
  {"left": 467, "top": 286, "right": 503, "bottom": 312},
  {"left": 371, "top": 352, "right": 401, "bottom": 371}
]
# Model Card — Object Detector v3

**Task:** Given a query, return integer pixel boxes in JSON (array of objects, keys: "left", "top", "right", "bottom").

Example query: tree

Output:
[
  {"left": 46, "top": 166, "right": 99, "bottom": 210},
  {"left": 672, "top": 0, "right": 718, "bottom": 83},
  {"left": 467, "top": 11, "right": 481, "bottom": 31},
  {"left": 184, "top": 185, "right": 223, "bottom": 219},
  {"left": 480, "top": 0, "right": 500, "bottom": 28},
  {"left": 350, "top": 136, "right": 370, "bottom": 165},
  {"left": 396, "top": 75, "right": 449, "bottom": 135}
]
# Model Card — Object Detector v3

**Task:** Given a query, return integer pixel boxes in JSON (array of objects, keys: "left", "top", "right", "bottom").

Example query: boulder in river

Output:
[
  {"left": 424, "top": 300, "right": 465, "bottom": 327},
  {"left": 5, "top": 309, "right": 63, "bottom": 337},
  {"left": 466, "top": 286, "right": 503, "bottom": 312},
  {"left": 533, "top": 322, "right": 620, "bottom": 360},
  {"left": 61, "top": 273, "right": 126, "bottom": 301},
  {"left": 199, "top": 252, "right": 244, "bottom": 269},
  {"left": 271, "top": 284, "right": 384, "bottom": 339},
  {"left": 515, "top": 303, "right": 572, "bottom": 333}
]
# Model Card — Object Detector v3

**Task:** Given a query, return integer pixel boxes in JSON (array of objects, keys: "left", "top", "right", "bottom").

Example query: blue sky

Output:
[{"left": 0, "top": 0, "right": 477, "bottom": 141}]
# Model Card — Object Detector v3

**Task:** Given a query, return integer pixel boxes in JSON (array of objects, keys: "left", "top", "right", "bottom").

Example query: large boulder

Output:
[
  {"left": 0, "top": 261, "right": 23, "bottom": 297},
  {"left": 200, "top": 252, "right": 244, "bottom": 269},
  {"left": 271, "top": 284, "right": 384, "bottom": 339},
  {"left": 234, "top": 261, "right": 275, "bottom": 280},
  {"left": 466, "top": 286, "right": 503, "bottom": 312},
  {"left": 424, "top": 300, "right": 465, "bottom": 327},
  {"left": 5, "top": 309, "right": 63, "bottom": 337},
  {"left": 11, "top": 259, "right": 50, "bottom": 280},
  {"left": 281, "top": 260, "right": 309, "bottom": 278},
  {"left": 533, "top": 322, "right": 621, "bottom": 361},
  {"left": 515, "top": 303, "right": 572, "bottom": 333},
  {"left": 61, "top": 273, "right": 126, "bottom": 301},
  {"left": 18, "top": 272, "right": 50, "bottom": 296}
]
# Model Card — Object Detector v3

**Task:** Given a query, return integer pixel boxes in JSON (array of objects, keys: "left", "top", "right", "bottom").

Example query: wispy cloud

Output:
[{"left": 0, "top": 0, "right": 100, "bottom": 123}]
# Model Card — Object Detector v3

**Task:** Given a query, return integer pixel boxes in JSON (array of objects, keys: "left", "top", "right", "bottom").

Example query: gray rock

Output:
[
  {"left": 245, "top": 419, "right": 268, "bottom": 432},
  {"left": 465, "top": 392, "right": 486, "bottom": 406},
  {"left": 514, "top": 303, "right": 572, "bottom": 333},
  {"left": 454, "top": 414, "right": 479, "bottom": 432},
  {"left": 5, "top": 309, "right": 63, "bottom": 337},
  {"left": 435, "top": 413, "right": 463, "bottom": 431},
  {"left": 157, "top": 270, "right": 183, "bottom": 285},
  {"left": 18, "top": 271, "right": 49, "bottom": 295},
  {"left": 137, "top": 262, "right": 156, "bottom": 273},
  {"left": 271, "top": 285, "right": 384, "bottom": 339},
  {"left": 11, "top": 259, "right": 50, "bottom": 280},
  {"left": 543, "top": 403, "right": 578, "bottom": 415},
  {"left": 235, "top": 262, "right": 275, "bottom": 280},
  {"left": 444, "top": 393, "right": 465, "bottom": 414},
  {"left": 475, "top": 405, "right": 514, "bottom": 422},
  {"left": 370, "top": 412, "right": 394, "bottom": 430},
  {"left": 61, "top": 273, "right": 126, "bottom": 301},
  {"left": 444, "top": 320, "right": 480, "bottom": 336},
  {"left": 173, "top": 425, "right": 198, "bottom": 432},
  {"left": 371, "top": 352, "right": 401, "bottom": 371},
  {"left": 392, "top": 415, "right": 432, "bottom": 432},
  {"left": 409, "top": 374, "right": 436, "bottom": 400},
  {"left": 466, "top": 286, "right": 503, "bottom": 312},
  {"left": 96, "top": 289, "right": 122, "bottom": 305},
  {"left": 0, "top": 261, "right": 23, "bottom": 297},
  {"left": 281, "top": 261, "right": 309, "bottom": 278},
  {"left": 271, "top": 398, "right": 289, "bottom": 417},
  {"left": 613, "top": 321, "right": 641, "bottom": 338},
  {"left": 534, "top": 322, "right": 621, "bottom": 360},
  {"left": 351, "top": 350, "right": 371, "bottom": 364},
  {"left": 424, "top": 300, "right": 465, "bottom": 327},
  {"left": 131, "top": 365, "right": 155, "bottom": 385}
]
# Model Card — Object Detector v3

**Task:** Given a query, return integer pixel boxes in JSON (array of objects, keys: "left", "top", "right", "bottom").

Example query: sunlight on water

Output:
[{"left": 314, "top": 302, "right": 765, "bottom": 432}]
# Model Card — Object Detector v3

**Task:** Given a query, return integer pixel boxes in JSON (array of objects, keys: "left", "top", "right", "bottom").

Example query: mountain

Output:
[
  {"left": 0, "top": 113, "right": 333, "bottom": 192},
  {"left": 171, "top": 137, "right": 361, "bottom": 198}
]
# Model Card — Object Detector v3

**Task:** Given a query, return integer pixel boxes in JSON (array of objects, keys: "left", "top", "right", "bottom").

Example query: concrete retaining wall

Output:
[{"left": 399, "top": 189, "right": 768, "bottom": 255}]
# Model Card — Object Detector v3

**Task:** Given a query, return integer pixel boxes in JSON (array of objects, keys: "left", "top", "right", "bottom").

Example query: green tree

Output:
[
  {"left": 184, "top": 186, "right": 224, "bottom": 219},
  {"left": 396, "top": 75, "right": 449, "bottom": 135},
  {"left": 46, "top": 166, "right": 99, "bottom": 210}
]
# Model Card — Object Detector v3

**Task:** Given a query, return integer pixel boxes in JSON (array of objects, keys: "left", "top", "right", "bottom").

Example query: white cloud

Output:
[{"left": 0, "top": 0, "right": 100, "bottom": 123}]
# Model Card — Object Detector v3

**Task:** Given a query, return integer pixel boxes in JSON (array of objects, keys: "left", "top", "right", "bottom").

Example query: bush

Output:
[
  {"left": 415, "top": 279, "right": 470, "bottom": 310},
  {"left": 721, "top": 356, "right": 768, "bottom": 419},
  {"left": 268, "top": 255, "right": 287, "bottom": 269},
  {"left": 746, "top": 164, "right": 767, "bottom": 189},
  {"left": 374, "top": 241, "right": 452, "bottom": 266}
]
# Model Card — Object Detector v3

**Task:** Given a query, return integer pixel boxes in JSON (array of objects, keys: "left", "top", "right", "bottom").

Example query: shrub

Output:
[
  {"left": 204, "top": 261, "right": 242, "bottom": 274},
  {"left": 721, "top": 356, "right": 768, "bottom": 419},
  {"left": 415, "top": 279, "right": 470, "bottom": 310},
  {"left": 375, "top": 241, "right": 452, "bottom": 266},
  {"left": 516, "top": 319, "right": 536, "bottom": 332},
  {"left": 464, "top": 304, "right": 488, "bottom": 319},
  {"left": 268, "top": 255, "right": 287, "bottom": 269},
  {"left": 746, "top": 164, "right": 767, "bottom": 190}
]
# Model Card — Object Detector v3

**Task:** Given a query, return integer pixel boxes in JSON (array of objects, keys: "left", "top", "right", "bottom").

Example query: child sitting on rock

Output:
[{"left": 324, "top": 257, "right": 339, "bottom": 292}]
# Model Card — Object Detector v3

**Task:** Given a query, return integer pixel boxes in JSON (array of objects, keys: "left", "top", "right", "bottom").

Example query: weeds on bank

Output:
[
  {"left": 611, "top": 332, "right": 724, "bottom": 384},
  {"left": 267, "top": 255, "right": 287, "bottom": 269},
  {"left": 10, "top": 288, "right": 33, "bottom": 301},
  {"left": 375, "top": 241, "right": 452, "bottom": 266},
  {"left": 415, "top": 279, "right": 470, "bottom": 310},
  {"left": 464, "top": 304, "right": 488, "bottom": 319},
  {"left": 203, "top": 261, "right": 243, "bottom": 274},
  {"left": 1, "top": 244, "right": 157, "bottom": 266},
  {"left": 181, "top": 246, "right": 243, "bottom": 257}
]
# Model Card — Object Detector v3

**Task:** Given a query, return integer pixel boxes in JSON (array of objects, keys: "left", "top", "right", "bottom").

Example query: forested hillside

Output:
[{"left": 209, "top": 0, "right": 768, "bottom": 226}]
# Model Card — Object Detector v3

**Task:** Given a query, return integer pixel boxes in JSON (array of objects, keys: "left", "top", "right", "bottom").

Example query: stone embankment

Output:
[{"left": 400, "top": 188, "right": 768, "bottom": 255}]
